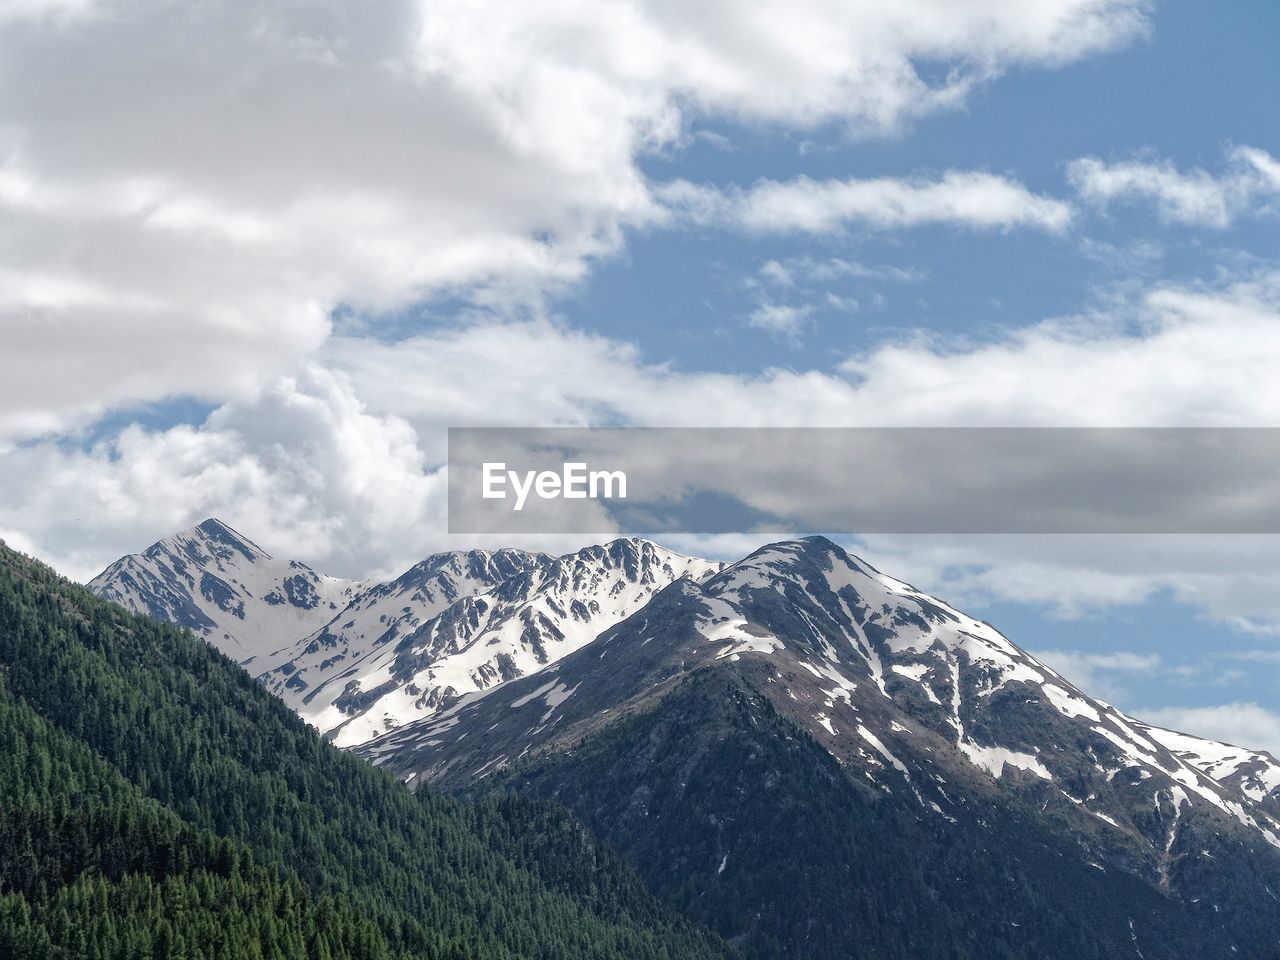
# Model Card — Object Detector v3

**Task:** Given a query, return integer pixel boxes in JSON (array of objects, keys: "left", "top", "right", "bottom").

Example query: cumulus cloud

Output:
[
  {"left": 0, "top": 0, "right": 1148, "bottom": 438},
  {"left": 1068, "top": 145, "right": 1280, "bottom": 227},
  {"left": 0, "top": 368, "right": 445, "bottom": 581},
  {"left": 297, "top": 269, "right": 1280, "bottom": 632},
  {"left": 835, "top": 273, "right": 1280, "bottom": 427},
  {"left": 660, "top": 170, "right": 1074, "bottom": 234},
  {"left": 1138, "top": 702, "right": 1280, "bottom": 757},
  {"left": 419, "top": 0, "right": 1151, "bottom": 133}
]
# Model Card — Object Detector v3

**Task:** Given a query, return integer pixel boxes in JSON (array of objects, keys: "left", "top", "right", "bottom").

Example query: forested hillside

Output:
[{"left": 0, "top": 542, "right": 729, "bottom": 960}]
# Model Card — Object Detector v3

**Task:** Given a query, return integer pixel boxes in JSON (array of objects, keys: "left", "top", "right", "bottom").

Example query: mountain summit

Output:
[
  {"left": 88, "top": 518, "right": 366, "bottom": 662},
  {"left": 261, "top": 536, "right": 720, "bottom": 746}
]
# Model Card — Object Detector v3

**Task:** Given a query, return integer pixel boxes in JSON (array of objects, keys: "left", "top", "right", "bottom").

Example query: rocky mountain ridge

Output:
[{"left": 91, "top": 520, "right": 719, "bottom": 745}]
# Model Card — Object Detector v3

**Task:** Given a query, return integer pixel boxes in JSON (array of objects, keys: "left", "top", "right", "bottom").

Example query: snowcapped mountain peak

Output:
[
  {"left": 549, "top": 537, "right": 719, "bottom": 589},
  {"left": 91, "top": 524, "right": 722, "bottom": 750},
  {"left": 184, "top": 517, "right": 271, "bottom": 563},
  {"left": 378, "top": 546, "right": 543, "bottom": 604},
  {"left": 702, "top": 535, "right": 1021, "bottom": 668},
  {"left": 596, "top": 535, "right": 708, "bottom": 566},
  {"left": 253, "top": 537, "right": 721, "bottom": 747},
  {"left": 89, "top": 519, "right": 365, "bottom": 663},
  {"left": 704, "top": 536, "right": 898, "bottom": 599},
  {"left": 126, "top": 517, "right": 272, "bottom": 575}
]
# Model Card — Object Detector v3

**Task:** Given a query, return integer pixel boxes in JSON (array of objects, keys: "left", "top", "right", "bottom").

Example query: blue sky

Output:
[
  {"left": 2, "top": 0, "right": 1280, "bottom": 751},
  {"left": 959, "top": 588, "right": 1278, "bottom": 717},
  {"left": 567, "top": 0, "right": 1279, "bottom": 371}
]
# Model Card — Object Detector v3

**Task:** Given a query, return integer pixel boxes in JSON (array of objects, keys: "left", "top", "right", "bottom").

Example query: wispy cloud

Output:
[
  {"left": 741, "top": 256, "right": 921, "bottom": 338},
  {"left": 1138, "top": 702, "right": 1280, "bottom": 756},
  {"left": 756, "top": 257, "right": 926, "bottom": 286},
  {"left": 745, "top": 301, "right": 813, "bottom": 339},
  {"left": 1068, "top": 146, "right": 1280, "bottom": 228},
  {"left": 660, "top": 171, "right": 1074, "bottom": 234},
  {"left": 1232, "top": 650, "right": 1280, "bottom": 665},
  {"left": 1034, "top": 649, "right": 1161, "bottom": 699}
]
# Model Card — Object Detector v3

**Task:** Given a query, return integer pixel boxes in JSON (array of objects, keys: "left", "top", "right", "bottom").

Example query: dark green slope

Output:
[
  {"left": 484, "top": 669, "right": 1269, "bottom": 960},
  {"left": 0, "top": 542, "right": 729, "bottom": 960}
]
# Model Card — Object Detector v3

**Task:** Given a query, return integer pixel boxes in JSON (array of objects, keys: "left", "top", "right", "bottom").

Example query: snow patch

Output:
[
  {"left": 961, "top": 742, "right": 1052, "bottom": 781},
  {"left": 1042, "top": 683, "right": 1101, "bottom": 722}
]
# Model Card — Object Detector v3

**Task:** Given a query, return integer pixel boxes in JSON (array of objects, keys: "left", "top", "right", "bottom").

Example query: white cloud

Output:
[
  {"left": 10, "top": 269, "right": 1280, "bottom": 627},
  {"left": 660, "top": 170, "right": 1074, "bottom": 234},
  {"left": 0, "top": 368, "right": 446, "bottom": 582},
  {"left": 1234, "top": 650, "right": 1280, "bottom": 665},
  {"left": 795, "top": 258, "right": 925, "bottom": 284},
  {"left": 745, "top": 256, "right": 920, "bottom": 330},
  {"left": 0, "top": 0, "right": 96, "bottom": 25},
  {"left": 1068, "top": 145, "right": 1280, "bottom": 227},
  {"left": 758, "top": 260, "right": 796, "bottom": 287},
  {"left": 419, "top": 0, "right": 1151, "bottom": 133},
  {"left": 1032, "top": 648, "right": 1161, "bottom": 699},
  {"left": 322, "top": 269, "right": 1280, "bottom": 631},
  {"left": 834, "top": 273, "right": 1280, "bottom": 427},
  {"left": 1139, "top": 702, "right": 1280, "bottom": 757},
  {"left": 327, "top": 270, "right": 1280, "bottom": 433},
  {"left": 0, "top": 0, "right": 1148, "bottom": 438},
  {"left": 746, "top": 301, "right": 812, "bottom": 338},
  {"left": 853, "top": 532, "right": 1280, "bottom": 634}
]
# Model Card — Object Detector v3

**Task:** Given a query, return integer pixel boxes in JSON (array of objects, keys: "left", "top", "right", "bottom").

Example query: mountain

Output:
[
  {"left": 261, "top": 538, "right": 719, "bottom": 746},
  {"left": 0, "top": 539, "right": 728, "bottom": 959},
  {"left": 88, "top": 518, "right": 366, "bottom": 664},
  {"left": 86, "top": 524, "right": 1280, "bottom": 956},
  {"left": 361, "top": 537, "right": 1280, "bottom": 959},
  {"left": 1138, "top": 721, "right": 1280, "bottom": 818},
  {"left": 91, "top": 524, "right": 719, "bottom": 747},
  {"left": 255, "top": 545, "right": 545, "bottom": 742}
]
